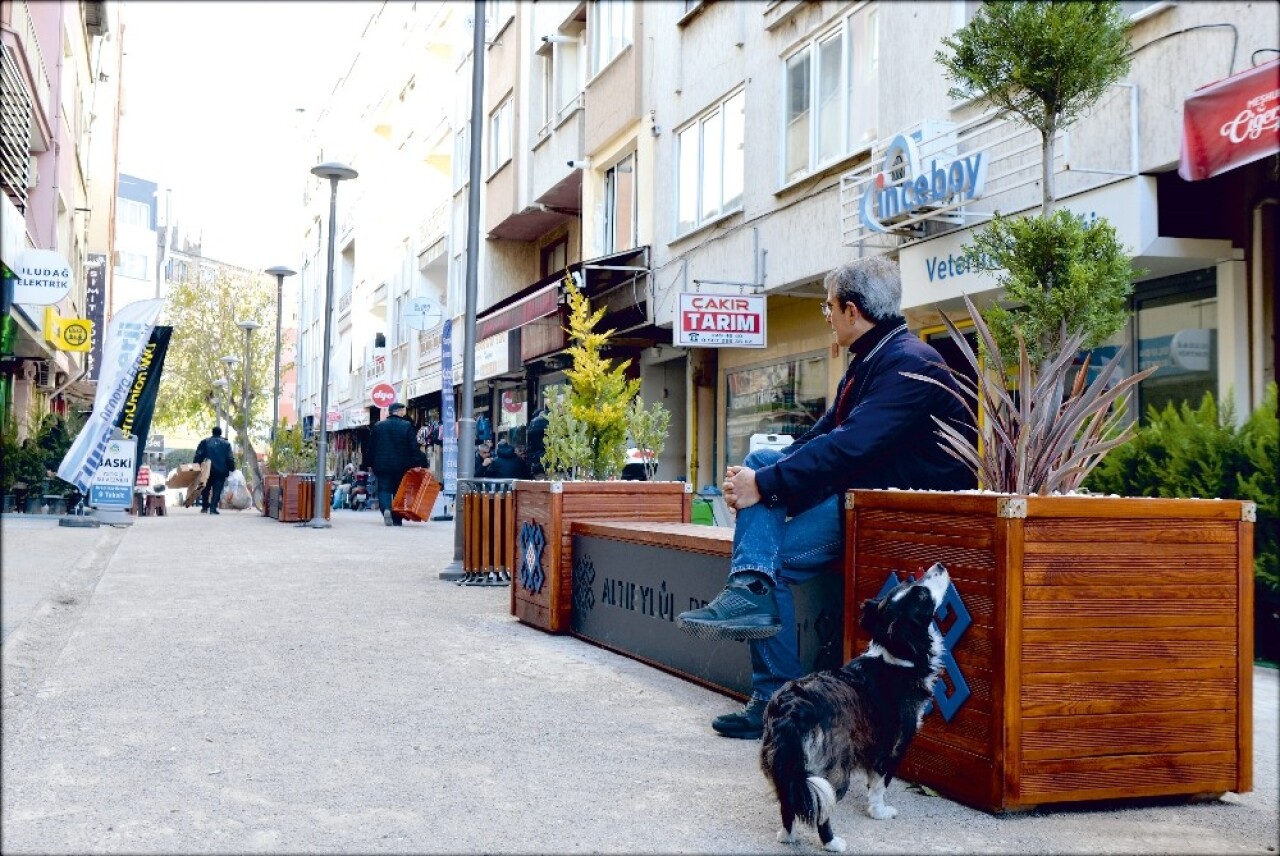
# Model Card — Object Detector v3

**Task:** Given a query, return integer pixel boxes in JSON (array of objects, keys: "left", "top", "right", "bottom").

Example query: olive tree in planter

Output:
[
  {"left": 511, "top": 276, "right": 689, "bottom": 633},
  {"left": 839, "top": 3, "right": 1255, "bottom": 813},
  {"left": 264, "top": 419, "right": 318, "bottom": 522}
]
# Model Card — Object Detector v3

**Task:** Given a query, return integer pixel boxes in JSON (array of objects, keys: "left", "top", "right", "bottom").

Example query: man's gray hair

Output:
[{"left": 826, "top": 256, "right": 902, "bottom": 323}]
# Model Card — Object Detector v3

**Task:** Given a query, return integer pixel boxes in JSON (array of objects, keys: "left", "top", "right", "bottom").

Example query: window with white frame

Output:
[
  {"left": 782, "top": 6, "right": 879, "bottom": 184},
  {"left": 487, "top": 0, "right": 514, "bottom": 38},
  {"left": 604, "top": 153, "right": 637, "bottom": 253},
  {"left": 453, "top": 123, "right": 470, "bottom": 190},
  {"left": 677, "top": 88, "right": 745, "bottom": 234},
  {"left": 554, "top": 34, "right": 585, "bottom": 121},
  {"left": 114, "top": 250, "right": 148, "bottom": 279},
  {"left": 117, "top": 198, "right": 149, "bottom": 229},
  {"left": 589, "top": 0, "right": 632, "bottom": 77},
  {"left": 489, "top": 97, "right": 513, "bottom": 174},
  {"left": 537, "top": 53, "right": 554, "bottom": 134}
]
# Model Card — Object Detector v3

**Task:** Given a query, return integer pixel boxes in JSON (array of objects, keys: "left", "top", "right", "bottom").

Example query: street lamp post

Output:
[
  {"left": 237, "top": 320, "right": 261, "bottom": 446},
  {"left": 264, "top": 266, "right": 296, "bottom": 443},
  {"left": 308, "top": 161, "right": 357, "bottom": 529},
  {"left": 211, "top": 379, "right": 229, "bottom": 433},
  {"left": 219, "top": 355, "right": 239, "bottom": 423}
]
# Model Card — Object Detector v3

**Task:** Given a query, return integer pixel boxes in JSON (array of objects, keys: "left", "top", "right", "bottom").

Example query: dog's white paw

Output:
[
  {"left": 823, "top": 835, "right": 847, "bottom": 852},
  {"left": 776, "top": 829, "right": 796, "bottom": 844},
  {"left": 867, "top": 804, "right": 898, "bottom": 820}
]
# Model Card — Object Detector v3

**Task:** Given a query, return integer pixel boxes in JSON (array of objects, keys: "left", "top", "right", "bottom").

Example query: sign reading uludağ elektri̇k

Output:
[{"left": 860, "top": 133, "right": 988, "bottom": 234}]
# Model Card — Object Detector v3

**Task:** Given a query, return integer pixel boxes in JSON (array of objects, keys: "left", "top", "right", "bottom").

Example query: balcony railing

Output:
[{"left": 9, "top": 1, "right": 51, "bottom": 121}]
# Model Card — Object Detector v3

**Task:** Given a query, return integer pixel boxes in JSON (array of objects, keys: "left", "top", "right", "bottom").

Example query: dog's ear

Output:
[{"left": 859, "top": 598, "right": 880, "bottom": 635}]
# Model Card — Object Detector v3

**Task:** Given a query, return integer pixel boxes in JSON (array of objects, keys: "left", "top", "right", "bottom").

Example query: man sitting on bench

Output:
[{"left": 676, "top": 256, "right": 976, "bottom": 739}]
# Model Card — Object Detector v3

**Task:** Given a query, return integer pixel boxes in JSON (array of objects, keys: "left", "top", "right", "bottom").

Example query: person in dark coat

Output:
[
  {"left": 192, "top": 426, "right": 236, "bottom": 515},
  {"left": 524, "top": 406, "right": 549, "bottom": 478},
  {"left": 369, "top": 403, "right": 428, "bottom": 526},
  {"left": 676, "top": 256, "right": 977, "bottom": 739},
  {"left": 484, "top": 440, "right": 531, "bottom": 479}
]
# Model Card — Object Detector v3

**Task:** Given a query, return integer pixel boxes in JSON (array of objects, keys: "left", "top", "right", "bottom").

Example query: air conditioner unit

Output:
[{"left": 36, "top": 361, "right": 56, "bottom": 390}]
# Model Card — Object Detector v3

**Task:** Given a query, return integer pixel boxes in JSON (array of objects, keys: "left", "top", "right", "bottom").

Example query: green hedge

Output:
[{"left": 1086, "top": 383, "right": 1278, "bottom": 660}]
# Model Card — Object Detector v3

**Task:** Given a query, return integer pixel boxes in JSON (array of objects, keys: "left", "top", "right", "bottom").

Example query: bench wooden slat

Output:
[{"left": 570, "top": 521, "right": 734, "bottom": 557}]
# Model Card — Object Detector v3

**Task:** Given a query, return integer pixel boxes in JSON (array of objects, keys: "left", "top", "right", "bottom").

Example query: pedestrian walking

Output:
[
  {"left": 369, "top": 403, "right": 428, "bottom": 526},
  {"left": 192, "top": 426, "right": 236, "bottom": 515}
]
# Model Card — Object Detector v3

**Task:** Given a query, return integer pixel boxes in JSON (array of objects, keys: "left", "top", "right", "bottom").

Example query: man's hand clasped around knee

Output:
[{"left": 723, "top": 465, "right": 761, "bottom": 511}]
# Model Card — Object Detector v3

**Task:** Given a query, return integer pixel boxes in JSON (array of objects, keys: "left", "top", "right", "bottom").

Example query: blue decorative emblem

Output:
[
  {"left": 572, "top": 554, "right": 596, "bottom": 613},
  {"left": 874, "top": 569, "right": 971, "bottom": 721},
  {"left": 517, "top": 521, "right": 547, "bottom": 594}
]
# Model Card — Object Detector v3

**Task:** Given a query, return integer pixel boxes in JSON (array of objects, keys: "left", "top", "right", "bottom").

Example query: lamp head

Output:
[
  {"left": 238, "top": 320, "right": 262, "bottom": 332},
  {"left": 265, "top": 266, "right": 297, "bottom": 278},
  {"left": 212, "top": 379, "right": 228, "bottom": 389},
  {"left": 311, "top": 161, "right": 358, "bottom": 181},
  {"left": 220, "top": 356, "right": 239, "bottom": 367}
]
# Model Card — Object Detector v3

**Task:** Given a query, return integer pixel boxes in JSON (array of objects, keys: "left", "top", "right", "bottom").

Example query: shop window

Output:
[
  {"left": 1133, "top": 270, "right": 1217, "bottom": 421},
  {"left": 1074, "top": 268, "right": 1216, "bottom": 425},
  {"left": 725, "top": 352, "right": 828, "bottom": 469}
]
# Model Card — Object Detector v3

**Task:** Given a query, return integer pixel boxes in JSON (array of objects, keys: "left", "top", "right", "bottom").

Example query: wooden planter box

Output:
[
  {"left": 263, "top": 473, "right": 281, "bottom": 518},
  {"left": 277, "top": 475, "right": 330, "bottom": 523},
  {"left": 510, "top": 481, "right": 692, "bottom": 633},
  {"left": 844, "top": 490, "right": 1255, "bottom": 813}
]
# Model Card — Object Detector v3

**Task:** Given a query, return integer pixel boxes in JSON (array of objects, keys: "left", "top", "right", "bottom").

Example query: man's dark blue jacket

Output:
[{"left": 753, "top": 317, "right": 976, "bottom": 517}]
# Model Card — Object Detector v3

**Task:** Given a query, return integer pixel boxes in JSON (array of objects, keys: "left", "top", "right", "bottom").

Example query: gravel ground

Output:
[{"left": 2, "top": 506, "right": 1276, "bottom": 854}]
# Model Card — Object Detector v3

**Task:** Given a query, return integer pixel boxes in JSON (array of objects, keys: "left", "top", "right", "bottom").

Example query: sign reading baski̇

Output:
[
  {"left": 676, "top": 293, "right": 766, "bottom": 348},
  {"left": 15, "top": 249, "right": 73, "bottom": 305}
]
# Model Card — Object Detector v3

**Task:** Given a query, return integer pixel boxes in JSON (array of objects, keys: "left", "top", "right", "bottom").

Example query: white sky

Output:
[{"left": 117, "top": 0, "right": 374, "bottom": 272}]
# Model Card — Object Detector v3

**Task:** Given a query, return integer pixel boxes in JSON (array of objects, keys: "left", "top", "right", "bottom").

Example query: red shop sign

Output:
[{"left": 1179, "top": 59, "right": 1280, "bottom": 182}]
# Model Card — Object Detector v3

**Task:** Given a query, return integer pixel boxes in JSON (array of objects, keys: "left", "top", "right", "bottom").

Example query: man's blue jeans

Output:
[{"left": 730, "top": 448, "right": 844, "bottom": 702}]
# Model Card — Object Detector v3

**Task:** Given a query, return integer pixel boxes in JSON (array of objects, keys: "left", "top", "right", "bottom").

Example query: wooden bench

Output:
[{"left": 569, "top": 521, "right": 844, "bottom": 699}]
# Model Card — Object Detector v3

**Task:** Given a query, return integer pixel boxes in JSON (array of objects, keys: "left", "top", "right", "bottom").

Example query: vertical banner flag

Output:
[
  {"left": 114, "top": 325, "right": 172, "bottom": 478},
  {"left": 84, "top": 253, "right": 108, "bottom": 381},
  {"left": 58, "top": 298, "right": 166, "bottom": 492},
  {"left": 441, "top": 318, "right": 457, "bottom": 496}
]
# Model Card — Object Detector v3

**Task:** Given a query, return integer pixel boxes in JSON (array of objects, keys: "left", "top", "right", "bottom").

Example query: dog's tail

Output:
[{"left": 764, "top": 703, "right": 836, "bottom": 827}]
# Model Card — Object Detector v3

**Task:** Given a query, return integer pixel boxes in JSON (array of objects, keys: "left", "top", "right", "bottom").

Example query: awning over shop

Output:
[
  {"left": 476, "top": 279, "right": 561, "bottom": 342},
  {"left": 1179, "top": 59, "right": 1279, "bottom": 182}
]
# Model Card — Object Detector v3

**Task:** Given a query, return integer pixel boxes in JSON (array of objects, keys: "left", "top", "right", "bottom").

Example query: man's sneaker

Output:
[
  {"left": 676, "top": 578, "right": 781, "bottom": 640},
  {"left": 712, "top": 697, "right": 768, "bottom": 739},
  {"left": 383, "top": 509, "right": 394, "bottom": 526}
]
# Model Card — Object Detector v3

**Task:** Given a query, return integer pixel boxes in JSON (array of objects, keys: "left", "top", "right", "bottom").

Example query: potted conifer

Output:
[
  {"left": 840, "top": 2, "right": 1256, "bottom": 813},
  {"left": 510, "top": 275, "right": 689, "bottom": 633}
]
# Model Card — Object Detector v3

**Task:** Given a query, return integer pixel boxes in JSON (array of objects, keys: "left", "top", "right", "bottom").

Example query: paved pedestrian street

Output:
[{"left": 2, "top": 507, "right": 1277, "bottom": 854}]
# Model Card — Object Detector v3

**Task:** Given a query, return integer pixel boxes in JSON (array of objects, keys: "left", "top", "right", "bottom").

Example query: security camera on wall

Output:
[{"left": 567, "top": 159, "right": 590, "bottom": 170}]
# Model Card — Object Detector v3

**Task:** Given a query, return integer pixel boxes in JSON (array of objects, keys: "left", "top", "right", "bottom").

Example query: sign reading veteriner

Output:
[
  {"left": 861, "top": 133, "right": 988, "bottom": 234},
  {"left": 14, "top": 248, "right": 73, "bottom": 305}
]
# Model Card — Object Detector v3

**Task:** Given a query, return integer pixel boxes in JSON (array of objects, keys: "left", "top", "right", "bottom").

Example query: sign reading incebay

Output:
[
  {"left": 89, "top": 437, "right": 137, "bottom": 510},
  {"left": 15, "top": 249, "right": 73, "bottom": 305}
]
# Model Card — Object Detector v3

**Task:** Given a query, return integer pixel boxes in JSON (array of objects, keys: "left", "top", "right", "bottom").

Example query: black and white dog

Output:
[{"left": 760, "top": 562, "right": 950, "bottom": 852}]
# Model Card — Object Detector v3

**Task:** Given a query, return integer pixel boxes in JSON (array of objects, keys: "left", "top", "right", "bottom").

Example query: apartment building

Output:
[
  {"left": 1, "top": 0, "right": 121, "bottom": 429},
  {"left": 297, "top": 0, "right": 1276, "bottom": 489},
  {"left": 295, "top": 2, "right": 460, "bottom": 467}
]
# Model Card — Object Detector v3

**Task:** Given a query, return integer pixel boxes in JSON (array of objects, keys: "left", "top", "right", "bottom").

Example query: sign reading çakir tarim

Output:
[{"left": 676, "top": 293, "right": 767, "bottom": 348}]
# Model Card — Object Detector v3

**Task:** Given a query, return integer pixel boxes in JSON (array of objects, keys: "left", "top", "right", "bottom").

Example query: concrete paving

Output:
[{"left": 1, "top": 504, "right": 1277, "bottom": 854}]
